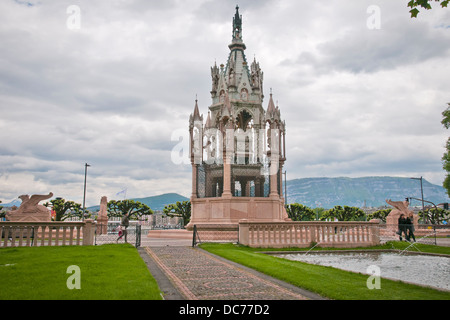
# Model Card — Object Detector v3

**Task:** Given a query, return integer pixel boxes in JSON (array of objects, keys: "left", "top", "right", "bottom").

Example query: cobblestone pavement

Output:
[{"left": 143, "top": 246, "right": 323, "bottom": 300}]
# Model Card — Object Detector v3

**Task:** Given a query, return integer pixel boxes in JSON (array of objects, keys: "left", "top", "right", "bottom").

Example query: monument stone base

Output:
[
  {"left": 185, "top": 195, "right": 290, "bottom": 230},
  {"left": 5, "top": 211, "right": 51, "bottom": 222}
]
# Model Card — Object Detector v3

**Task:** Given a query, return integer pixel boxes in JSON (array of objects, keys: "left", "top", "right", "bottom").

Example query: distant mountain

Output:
[
  {"left": 87, "top": 192, "right": 189, "bottom": 212},
  {"left": 286, "top": 177, "right": 450, "bottom": 209},
  {"left": 131, "top": 193, "right": 189, "bottom": 211},
  {"left": 1, "top": 199, "right": 22, "bottom": 208},
  {"left": 4, "top": 177, "right": 449, "bottom": 211}
]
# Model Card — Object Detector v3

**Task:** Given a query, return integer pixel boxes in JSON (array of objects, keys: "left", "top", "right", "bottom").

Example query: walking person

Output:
[
  {"left": 405, "top": 213, "right": 416, "bottom": 242},
  {"left": 115, "top": 225, "right": 123, "bottom": 243},
  {"left": 117, "top": 213, "right": 130, "bottom": 243},
  {"left": 397, "top": 214, "right": 408, "bottom": 241}
]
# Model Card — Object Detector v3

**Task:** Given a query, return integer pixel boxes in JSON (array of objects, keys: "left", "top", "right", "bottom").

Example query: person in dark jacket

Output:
[
  {"left": 405, "top": 213, "right": 416, "bottom": 242},
  {"left": 117, "top": 213, "right": 130, "bottom": 242},
  {"left": 398, "top": 214, "right": 408, "bottom": 241}
]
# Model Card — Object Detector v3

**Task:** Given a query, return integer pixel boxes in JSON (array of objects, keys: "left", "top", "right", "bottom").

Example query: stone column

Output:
[
  {"left": 222, "top": 161, "right": 232, "bottom": 197},
  {"left": 191, "top": 164, "right": 198, "bottom": 198},
  {"left": 82, "top": 219, "right": 95, "bottom": 246},
  {"left": 254, "top": 178, "right": 261, "bottom": 197},
  {"left": 279, "top": 163, "right": 284, "bottom": 198},
  {"left": 269, "top": 126, "right": 280, "bottom": 198},
  {"left": 239, "top": 219, "right": 250, "bottom": 246},
  {"left": 269, "top": 164, "right": 278, "bottom": 197},
  {"left": 222, "top": 129, "right": 233, "bottom": 198},
  {"left": 245, "top": 179, "right": 251, "bottom": 197}
]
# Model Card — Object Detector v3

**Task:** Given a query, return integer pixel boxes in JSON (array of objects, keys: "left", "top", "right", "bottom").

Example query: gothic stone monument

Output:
[
  {"left": 5, "top": 192, "right": 53, "bottom": 222},
  {"left": 186, "top": 6, "right": 289, "bottom": 230}
]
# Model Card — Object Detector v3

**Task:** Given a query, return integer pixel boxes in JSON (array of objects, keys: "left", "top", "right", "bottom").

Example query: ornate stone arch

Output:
[{"left": 235, "top": 108, "right": 254, "bottom": 131}]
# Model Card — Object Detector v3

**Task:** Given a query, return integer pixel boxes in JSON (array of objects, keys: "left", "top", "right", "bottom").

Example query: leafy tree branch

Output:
[
  {"left": 43, "top": 198, "right": 82, "bottom": 221},
  {"left": 320, "top": 205, "right": 366, "bottom": 222},
  {"left": 408, "top": 0, "right": 449, "bottom": 18},
  {"left": 163, "top": 201, "right": 191, "bottom": 225},
  {"left": 441, "top": 103, "right": 450, "bottom": 197},
  {"left": 107, "top": 200, "right": 153, "bottom": 219},
  {"left": 286, "top": 203, "right": 316, "bottom": 221}
]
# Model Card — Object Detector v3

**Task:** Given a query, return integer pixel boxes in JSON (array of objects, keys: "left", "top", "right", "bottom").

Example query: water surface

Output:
[{"left": 275, "top": 252, "right": 450, "bottom": 291}]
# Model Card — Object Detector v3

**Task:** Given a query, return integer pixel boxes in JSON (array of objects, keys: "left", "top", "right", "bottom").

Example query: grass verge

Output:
[
  {"left": 199, "top": 242, "right": 450, "bottom": 300},
  {"left": 247, "top": 240, "right": 450, "bottom": 255},
  {"left": 0, "top": 244, "right": 162, "bottom": 300}
]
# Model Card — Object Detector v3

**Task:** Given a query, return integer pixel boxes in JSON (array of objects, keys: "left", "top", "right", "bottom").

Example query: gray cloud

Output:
[
  {"left": 1, "top": 0, "right": 449, "bottom": 206},
  {"left": 316, "top": 21, "right": 450, "bottom": 74}
]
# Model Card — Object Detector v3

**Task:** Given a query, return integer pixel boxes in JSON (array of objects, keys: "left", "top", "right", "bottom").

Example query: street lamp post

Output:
[
  {"left": 410, "top": 176, "right": 425, "bottom": 223},
  {"left": 82, "top": 163, "right": 91, "bottom": 221}
]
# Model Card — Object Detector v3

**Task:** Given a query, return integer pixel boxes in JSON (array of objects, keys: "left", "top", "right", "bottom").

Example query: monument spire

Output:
[
  {"left": 192, "top": 97, "right": 202, "bottom": 121},
  {"left": 209, "top": 6, "right": 263, "bottom": 106},
  {"left": 229, "top": 4, "right": 246, "bottom": 50},
  {"left": 232, "top": 5, "right": 242, "bottom": 41}
]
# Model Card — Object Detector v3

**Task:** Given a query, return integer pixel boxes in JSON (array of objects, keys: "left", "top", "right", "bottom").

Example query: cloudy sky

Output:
[{"left": 1, "top": 0, "right": 449, "bottom": 207}]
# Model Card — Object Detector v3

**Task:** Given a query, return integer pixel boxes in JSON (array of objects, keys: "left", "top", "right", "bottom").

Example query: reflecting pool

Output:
[{"left": 274, "top": 252, "right": 450, "bottom": 291}]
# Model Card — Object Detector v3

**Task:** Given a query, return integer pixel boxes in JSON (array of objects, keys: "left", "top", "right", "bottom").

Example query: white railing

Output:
[{"left": 239, "top": 221, "right": 380, "bottom": 248}]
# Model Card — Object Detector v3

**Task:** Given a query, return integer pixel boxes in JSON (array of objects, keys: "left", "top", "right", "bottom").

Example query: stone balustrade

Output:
[
  {"left": 239, "top": 220, "right": 380, "bottom": 248},
  {"left": 0, "top": 220, "right": 96, "bottom": 248}
]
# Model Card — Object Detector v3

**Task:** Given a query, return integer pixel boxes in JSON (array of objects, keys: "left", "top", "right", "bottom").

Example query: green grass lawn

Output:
[
  {"left": 200, "top": 242, "right": 450, "bottom": 300},
  {"left": 0, "top": 244, "right": 162, "bottom": 300},
  {"left": 2, "top": 241, "right": 448, "bottom": 301},
  {"left": 247, "top": 240, "right": 450, "bottom": 255}
]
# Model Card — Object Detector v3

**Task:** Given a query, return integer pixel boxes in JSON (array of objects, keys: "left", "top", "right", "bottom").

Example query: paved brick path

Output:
[{"left": 143, "top": 246, "right": 323, "bottom": 300}]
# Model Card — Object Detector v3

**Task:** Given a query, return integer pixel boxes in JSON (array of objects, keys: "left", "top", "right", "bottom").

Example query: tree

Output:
[
  {"left": 312, "top": 207, "right": 327, "bottom": 220},
  {"left": 286, "top": 203, "right": 315, "bottom": 221},
  {"left": 408, "top": 0, "right": 449, "bottom": 18},
  {"left": 0, "top": 200, "right": 5, "bottom": 219},
  {"left": 107, "top": 200, "right": 153, "bottom": 219},
  {"left": 442, "top": 103, "right": 450, "bottom": 197},
  {"left": 163, "top": 201, "right": 191, "bottom": 226},
  {"left": 419, "top": 207, "right": 448, "bottom": 224},
  {"left": 320, "top": 206, "right": 366, "bottom": 222},
  {"left": 367, "top": 209, "right": 392, "bottom": 223},
  {"left": 44, "top": 198, "right": 82, "bottom": 221}
]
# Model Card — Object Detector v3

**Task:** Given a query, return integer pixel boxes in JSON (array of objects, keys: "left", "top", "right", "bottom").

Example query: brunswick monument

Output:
[{"left": 186, "top": 6, "right": 289, "bottom": 229}]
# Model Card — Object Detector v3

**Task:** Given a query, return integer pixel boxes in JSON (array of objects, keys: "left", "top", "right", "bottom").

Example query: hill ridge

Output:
[
  {"left": 3, "top": 176, "right": 449, "bottom": 211},
  {"left": 286, "top": 176, "right": 449, "bottom": 209}
]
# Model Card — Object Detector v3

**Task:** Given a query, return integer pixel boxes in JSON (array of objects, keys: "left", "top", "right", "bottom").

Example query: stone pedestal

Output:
[
  {"left": 96, "top": 217, "right": 108, "bottom": 235},
  {"left": 6, "top": 211, "right": 51, "bottom": 222},
  {"left": 186, "top": 196, "right": 289, "bottom": 230},
  {"left": 96, "top": 196, "right": 109, "bottom": 235},
  {"left": 83, "top": 219, "right": 96, "bottom": 246}
]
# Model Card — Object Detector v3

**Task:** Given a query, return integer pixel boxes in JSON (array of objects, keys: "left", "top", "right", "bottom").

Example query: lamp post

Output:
[
  {"left": 82, "top": 163, "right": 91, "bottom": 221},
  {"left": 410, "top": 176, "right": 425, "bottom": 223}
]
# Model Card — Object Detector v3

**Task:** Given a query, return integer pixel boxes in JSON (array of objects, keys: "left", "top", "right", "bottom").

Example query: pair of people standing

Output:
[{"left": 398, "top": 213, "right": 416, "bottom": 242}]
